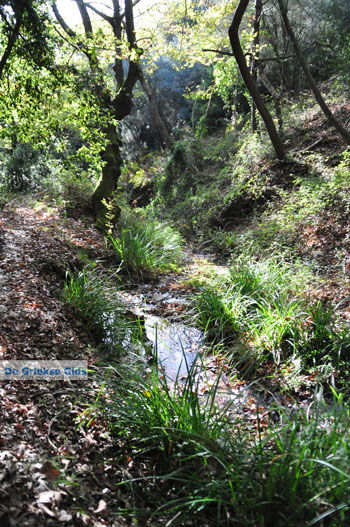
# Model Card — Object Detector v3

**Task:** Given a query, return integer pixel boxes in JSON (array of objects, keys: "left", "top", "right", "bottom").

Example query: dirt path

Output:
[{"left": 0, "top": 197, "right": 128, "bottom": 527}]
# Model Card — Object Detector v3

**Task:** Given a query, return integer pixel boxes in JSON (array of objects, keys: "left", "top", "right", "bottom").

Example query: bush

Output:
[{"left": 2, "top": 143, "right": 50, "bottom": 192}]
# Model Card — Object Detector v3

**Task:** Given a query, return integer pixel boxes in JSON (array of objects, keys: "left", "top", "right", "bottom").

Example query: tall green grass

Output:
[
  {"left": 108, "top": 214, "right": 184, "bottom": 276},
  {"left": 103, "top": 358, "right": 229, "bottom": 462},
  {"left": 63, "top": 267, "right": 138, "bottom": 351},
  {"left": 93, "top": 360, "right": 350, "bottom": 526},
  {"left": 194, "top": 258, "right": 350, "bottom": 369},
  {"left": 194, "top": 285, "right": 250, "bottom": 343}
]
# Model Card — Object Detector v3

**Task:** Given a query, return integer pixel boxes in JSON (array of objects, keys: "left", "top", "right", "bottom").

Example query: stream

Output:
[{"left": 115, "top": 266, "right": 286, "bottom": 417}]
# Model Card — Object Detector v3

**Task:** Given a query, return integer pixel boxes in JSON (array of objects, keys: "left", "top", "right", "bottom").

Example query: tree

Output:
[
  {"left": 0, "top": 0, "right": 52, "bottom": 80},
  {"left": 250, "top": 0, "right": 262, "bottom": 132},
  {"left": 228, "top": 0, "right": 285, "bottom": 160},
  {"left": 52, "top": 0, "right": 142, "bottom": 226},
  {"left": 277, "top": 0, "right": 350, "bottom": 144}
]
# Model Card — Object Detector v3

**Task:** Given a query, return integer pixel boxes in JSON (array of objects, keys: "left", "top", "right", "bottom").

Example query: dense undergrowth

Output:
[
  {"left": 7, "top": 90, "right": 350, "bottom": 525},
  {"left": 93, "top": 365, "right": 350, "bottom": 526},
  {"left": 134, "top": 95, "right": 350, "bottom": 269}
]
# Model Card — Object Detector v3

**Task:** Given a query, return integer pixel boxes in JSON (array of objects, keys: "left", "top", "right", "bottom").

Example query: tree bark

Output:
[
  {"left": 91, "top": 124, "right": 122, "bottom": 228},
  {"left": 250, "top": 0, "right": 262, "bottom": 132},
  {"left": 277, "top": 0, "right": 350, "bottom": 144},
  {"left": 229, "top": 0, "right": 285, "bottom": 160}
]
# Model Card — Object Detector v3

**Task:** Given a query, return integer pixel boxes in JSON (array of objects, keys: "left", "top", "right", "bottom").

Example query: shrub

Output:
[{"left": 2, "top": 143, "right": 50, "bottom": 192}]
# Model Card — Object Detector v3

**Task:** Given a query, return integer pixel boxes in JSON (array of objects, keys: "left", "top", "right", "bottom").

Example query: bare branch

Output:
[
  {"left": 52, "top": 2, "right": 77, "bottom": 39},
  {"left": 202, "top": 48, "right": 234, "bottom": 56},
  {"left": 277, "top": 0, "right": 350, "bottom": 143},
  {"left": 257, "top": 53, "right": 296, "bottom": 62},
  {"left": 52, "top": 2, "right": 97, "bottom": 68},
  {"left": 75, "top": 0, "right": 93, "bottom": 36},
  {"left": 85, "top": 3, "right": 113, "bottom": 24}
]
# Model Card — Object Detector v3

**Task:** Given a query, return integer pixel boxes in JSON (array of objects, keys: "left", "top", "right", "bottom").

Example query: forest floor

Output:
[
  {"left": 0, "top": 197, "right": 257, "bottom": 526},
  {"left": 0, "top": 115, "right": 349, "bottom": 525},
  {"left": 0, "top": 197, "right": 134, "bottom": 527}
]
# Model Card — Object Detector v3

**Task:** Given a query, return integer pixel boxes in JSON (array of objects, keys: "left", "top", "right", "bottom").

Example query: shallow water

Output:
[
  {"left": 144, "top": 315, "right": 202, "bottom": 380},
  {"left": 115, "top": 278, "right": 292, "bottom": 416}
]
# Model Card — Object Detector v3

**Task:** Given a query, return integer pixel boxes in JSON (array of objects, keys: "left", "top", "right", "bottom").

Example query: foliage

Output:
[
  {"left": 108, "top": 210, "right": 184, "bottom": 276},
  {"left": 230, "top": 146, "right": 350, "bottom": 262},
  {"left": 0, "top": 142, "right": 50, "bottom": 192},
  {"left": 63, "top": 266, "right": 136, "bottom": 352},
  {"left": 95, "top": 360, "right": 350, "bottom": 526},
  {"left": 44, "top": 169, "right": 94, "bottom": 218},
  {"left": 104, "top": 360, "right": 228, "bottom": 461},
  {"left": 194, "top": 285, "right": 249, "bottom": 343},
  {"left": 193, "top": 257, "right": 350, "bottom": 371}
]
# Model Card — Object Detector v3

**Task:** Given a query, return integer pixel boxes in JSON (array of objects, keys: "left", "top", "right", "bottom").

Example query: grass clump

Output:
[
  {"left": 94, "top": 361, "right": 350, "bottom": 526},
  {"left": 194, "top": 257, "right": 350, "bottom": 372},
  {"left": 108, "top": 212, "right": 184, "bottom": 276},
  {"left": 105, "top": 360, "right": 228, "bottom": 460},
  {"left": 194, "top": 286, "right": 250, "bottom": 344},
  {"left": 63, "top": 266, "right": 137, "bottom": 351}
]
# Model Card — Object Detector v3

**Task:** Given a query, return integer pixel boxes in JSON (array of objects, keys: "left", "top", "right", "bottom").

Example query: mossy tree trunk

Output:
[
  {"left": 91, "top": 124, "right": 122, "bottom": 227},
  {"left": 53, "top": 0, "right": 141, "bottom": 227}
]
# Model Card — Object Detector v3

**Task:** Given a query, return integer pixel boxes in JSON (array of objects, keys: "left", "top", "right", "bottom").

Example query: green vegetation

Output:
[
  {"left": 63, "top": 267, "right": 138, "bottom": 351},
  {"left": 93, "top": 362, "right": 350, "bottom": 526},
  {"left": 1, "top": 0, "right": 350, "bottom": 525},
  {"left": 108, "top": 212, "right": 184, "bottom": 276},
  {"left": 193, "top": 258, "right": 350, "bottom": 375}
]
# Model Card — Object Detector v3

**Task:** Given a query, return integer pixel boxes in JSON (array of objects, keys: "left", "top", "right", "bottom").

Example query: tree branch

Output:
[
  {"left": 85, "top": 3, "right": 113, "bottom": 24},
  {"left": 0, "top": 6, "right": 24, "bottom": 79},
  {"left": 75, "top": 0, "right": 94, "bottom": 36},
  {"left": 202, "top": 48, "right": 234, "bottom": 56},
  {"left": 52, "top": 3, "right": 77, "bottom": 40}
]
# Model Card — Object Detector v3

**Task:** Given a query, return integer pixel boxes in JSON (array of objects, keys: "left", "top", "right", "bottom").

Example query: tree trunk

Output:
[
  {"left": 229, "top": 0, "right": 285, "bottom": 160},
  {"left": 91, "top": 124, "right": 122, "bottom": 228},
  {"left": 277, "top": 0, "right": 350, "bottom": 144},
  {"left": 250, "top": 0, "right": 262, "bottom": 132}
]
